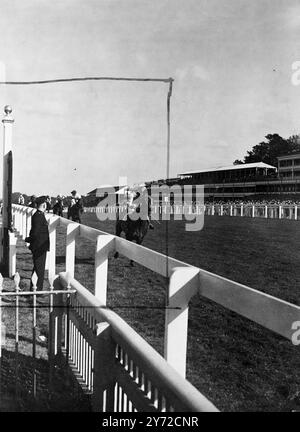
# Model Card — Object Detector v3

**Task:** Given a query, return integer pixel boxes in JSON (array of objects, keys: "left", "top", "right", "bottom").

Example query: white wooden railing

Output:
[
  {"left": 51, "top": 273, "right": 217, "bottom": 412},
  {"left": 85, "top": 203, "right": 300, "bottom": 220},
  {"left": 11, "top": 204, "right": 300, "bottom": 412}
]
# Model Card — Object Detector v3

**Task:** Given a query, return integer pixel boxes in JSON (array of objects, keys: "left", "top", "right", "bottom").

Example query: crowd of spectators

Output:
[{"left": 204, "top": 197, "right": 300, "bottom": 207}]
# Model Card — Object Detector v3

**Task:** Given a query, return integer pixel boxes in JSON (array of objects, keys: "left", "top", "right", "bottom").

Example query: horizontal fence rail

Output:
[
  {"left": 10, "top": 204, "right": 300, "bottom": 412},
  {"left": 84, "top": 203, "right": 300, "bottom": 220},
  {"left": 57, "top": 273, "right": 218, "bottom": 412}
]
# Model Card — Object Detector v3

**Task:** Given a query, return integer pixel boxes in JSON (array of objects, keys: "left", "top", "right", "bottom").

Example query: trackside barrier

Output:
[
  {"left": 10, "top": 205, "right": 300, "bottom": 411},
  {"left": 84, "top": 204, "right": 300, "bottom": 220},
  {"left": 55, "top": 273, "right": 218, "bottom": 412}
]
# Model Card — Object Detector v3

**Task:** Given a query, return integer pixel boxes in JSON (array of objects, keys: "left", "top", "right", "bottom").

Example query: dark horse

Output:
[{"left": 114, "top": 212, "right": 149, "bottom": 264}]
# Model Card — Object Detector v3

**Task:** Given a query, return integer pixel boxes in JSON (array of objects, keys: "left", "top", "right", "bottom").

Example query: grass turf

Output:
[
  {"left": 58, "top": 213, "right": 299, "bottom": 412},
  {"left": 2, "top": 213, "right": 299, "bottom": 411}
]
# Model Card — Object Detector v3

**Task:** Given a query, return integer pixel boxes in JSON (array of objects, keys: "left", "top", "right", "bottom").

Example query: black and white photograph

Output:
[{"left": 0, "top": 0, "right": 299, "bottom": 415}]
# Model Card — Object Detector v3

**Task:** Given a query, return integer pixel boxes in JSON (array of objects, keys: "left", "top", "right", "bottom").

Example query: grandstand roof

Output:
[{"left": 178, "top": 162, "right": 276, "bottom": 176}]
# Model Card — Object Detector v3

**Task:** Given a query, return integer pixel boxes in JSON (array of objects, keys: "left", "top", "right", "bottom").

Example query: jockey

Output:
[
  {"left": 124, "top": 183, "right": 154, "bottom": 229},
  {"left": 122, "top": 186, "right": 137, "bottom": 220}
]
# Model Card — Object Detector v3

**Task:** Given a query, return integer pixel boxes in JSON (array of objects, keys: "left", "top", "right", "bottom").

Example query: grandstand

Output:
[{"left": 143, "top": 158, "right": 300, "bottom": 201}]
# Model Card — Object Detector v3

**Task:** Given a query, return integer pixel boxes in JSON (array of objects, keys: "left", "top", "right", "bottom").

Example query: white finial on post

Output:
[
  {"left": 31, "top": 272, "right": 38, "bottom": 290},
  {"left": 14, "top": 272, "right": 20, "bottom": 289}
]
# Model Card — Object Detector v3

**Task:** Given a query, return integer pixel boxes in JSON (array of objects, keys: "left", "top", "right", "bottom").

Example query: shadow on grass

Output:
[{"left": 0, "top": 349, "right": 92, "bottom": 412}]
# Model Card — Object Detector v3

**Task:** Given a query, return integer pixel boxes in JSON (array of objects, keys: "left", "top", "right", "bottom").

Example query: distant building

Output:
[
  {"left": 178, "top": 162, "right": 277, "bottom": 184},
  {"left": 277, "top": 153, "right": 300, "bottom": 179},
  {"left": 86, "top": 184, "right": 126, "bottom": 206}
]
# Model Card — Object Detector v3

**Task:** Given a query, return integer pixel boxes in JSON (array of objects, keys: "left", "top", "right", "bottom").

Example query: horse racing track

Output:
[{"left": 54, "top": 213, "right": 300, "bottom": 412}]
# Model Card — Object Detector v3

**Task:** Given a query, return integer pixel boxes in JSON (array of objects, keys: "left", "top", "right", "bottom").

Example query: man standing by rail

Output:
[{"left": 25, "top": 196, "right": 50, "bottom": 290}]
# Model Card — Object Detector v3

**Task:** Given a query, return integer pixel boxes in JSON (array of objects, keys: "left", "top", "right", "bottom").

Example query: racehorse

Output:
[
  {"left": 114, "top": 213, "right": 150, "bottom": 264},
  {"left": 67, "top": 199, "right": 84, "bottom": 223}
]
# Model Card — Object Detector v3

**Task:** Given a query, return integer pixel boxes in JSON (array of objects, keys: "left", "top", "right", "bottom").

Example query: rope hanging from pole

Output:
[{"left": 0, "top": 76, "right": 173, "bottom": 85}]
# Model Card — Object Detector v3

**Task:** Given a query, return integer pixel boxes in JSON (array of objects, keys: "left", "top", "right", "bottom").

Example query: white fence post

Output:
[
  {"left": 230, "top": 205, "right": 233, "bottom": 216},
  {"left": 94, "top": 235, "right": 115, "bottom": 304},
  {"left": 65, "top": 222, "right": 79, "bottom": 278},
  {"left": 26, "top": 209, "right": 32, "bottom": 237},
  {"left": 265, "top": 205, "right": 268, "bottom": 218},
  {"left": 252, "top": 205, "right": 255, "bottom": 218},
  {"left": 164, "top": 267, "right": 199, "bottom": 378},
  {"left": 279, "top": 205, "right": 282, "bottom": 219},
  {"left": 241, "top": 204, "right": 243, "bottom": 217},
  {"left": 47, "top": 216, "right": 59, "bottom": 278},
  {"left": 295, "top": 205, "right": 298, "bottom": 221},
  {"left": 22, "top": 208, "right": 27, "bottom": 239},
  {"left": 220, "top": 204, "right": 223, "bottom": 216},
  {"left": 9, "top": 232, "right": 17, "bottom": 277}
]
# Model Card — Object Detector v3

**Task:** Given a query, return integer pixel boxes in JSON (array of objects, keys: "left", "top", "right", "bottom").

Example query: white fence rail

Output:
[
  {"left": 85, "top": 204, "right": 300, "bottom": 220},
  {"left": 11, "top": 204, "right": 300, "bottom": 411}
]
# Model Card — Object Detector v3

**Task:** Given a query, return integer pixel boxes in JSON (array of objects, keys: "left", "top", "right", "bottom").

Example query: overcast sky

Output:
[{"left": 1, "top": 0, "right": 300, "bottom": 196}]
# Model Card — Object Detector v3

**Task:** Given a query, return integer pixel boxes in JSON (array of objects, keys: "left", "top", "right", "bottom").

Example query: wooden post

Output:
[
  {"left": 94, "top": 235, "right": 115, "bottom": 304},
  {"left": 91, "top": 322, "right": 116, "bottom": 412},
  {"left": 47, "top": 217, "right": 59, "bottom": 279},
  {"left": 164, "top": 267, "right": 199, "bottom": 378},
  {"left": 1, "top": 106, "right": 14, "bottom": 276},
  {"left": 22, "top": 207, "right": 27, "bottom": 239},
  {"left": 65, "top": 223, "right": 79, "bottom": 277},
  {"left": 53, "top": 277, "right": 63, "bottom": 360}
]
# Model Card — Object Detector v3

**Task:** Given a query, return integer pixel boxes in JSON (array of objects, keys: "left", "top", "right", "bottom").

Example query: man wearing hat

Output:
[
  {"left": 53, "top": 195, "right": 64, "bottom": 216},
  {"left": 68, "top": 190, "right": 83, "bottom": 222},
  {"left": 26, "top": 196, "right": 50, "bottom": 290}
]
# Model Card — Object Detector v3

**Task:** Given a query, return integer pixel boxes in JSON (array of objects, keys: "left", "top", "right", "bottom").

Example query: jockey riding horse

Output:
[{"left": 114, "top": 185, "right": 153, "bottom": 262}]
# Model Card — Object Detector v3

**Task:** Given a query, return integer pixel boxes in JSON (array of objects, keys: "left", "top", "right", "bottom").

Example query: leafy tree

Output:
[{"left": 235, "top": 134, "right": 300, "bottom": 167}]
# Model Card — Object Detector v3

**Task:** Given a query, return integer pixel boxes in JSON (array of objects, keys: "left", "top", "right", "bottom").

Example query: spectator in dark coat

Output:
[
  {"left": 52, "top": 195, "right": 64, "bottom": 216},
  {"left": 46, "top": 196, "right": 52, "bottom": 212},
  {"left": 26, "top": 196, "right": 50, "bottom": 291}
]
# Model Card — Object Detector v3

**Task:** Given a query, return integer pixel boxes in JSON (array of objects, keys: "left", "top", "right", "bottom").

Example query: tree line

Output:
[{"left": 233, "top": 134, "right": 300, "bottom": 167}]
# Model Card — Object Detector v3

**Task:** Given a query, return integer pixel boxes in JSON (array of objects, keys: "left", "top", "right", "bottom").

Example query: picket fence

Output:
[
  {"left": 85, "top": 203, "right": 300, "bottom": 220},
  {"left": 8, "top": 204, "right": 300, "bottom": 412}
]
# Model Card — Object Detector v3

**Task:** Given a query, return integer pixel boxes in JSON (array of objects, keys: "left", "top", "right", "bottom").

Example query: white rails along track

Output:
[
  {"left": 11, "top": 204, "right": 300, "bottom": 411},
  {"left": 85, "top": 203, "right": 300, "bottom": 220}
]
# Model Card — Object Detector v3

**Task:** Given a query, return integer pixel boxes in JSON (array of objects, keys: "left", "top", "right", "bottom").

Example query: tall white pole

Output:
[{"left": 1, "top": 105, "right": 14, "bottom": 275}]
